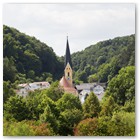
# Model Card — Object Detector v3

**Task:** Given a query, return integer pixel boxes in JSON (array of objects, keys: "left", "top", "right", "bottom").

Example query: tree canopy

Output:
[
  {"left": 82, "top": 92, "right": 101, "bottom": 118},
  {"left": 106, "top": 66, "right": 135, "bottom": 105},
  {"left": 3, "top": 25, "right": 64, "bottom": 83},
  {"left": 72, "top": 34, "right": 135, "bottom": 83}
]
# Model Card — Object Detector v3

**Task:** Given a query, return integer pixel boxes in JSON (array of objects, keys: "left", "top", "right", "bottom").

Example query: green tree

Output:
[
  {"left": 88, "top": 74, "right": 98, "bottom": 83},
  {"left": 3, "top": 120, "right": 55, "bottom": 136},
  {"left": 97, "top": 56, "right": 106, "bottom": 66},
  {"left": 41, "top": 81, "right": 64, "bottom": 102},
  {"left": 3, "top": 57, "right": 17, "bottom": 82},
  {"left": 98, "top": 116, "right": 111, "bottom": 136},
  {"left": 121, "top": 98, "right": 135, "bottom": 112},
  {"left": 84, "top": 65, "right": 96, "bottom": 76},
  {"left": 27, "top": 70, "right": 35, "bottom": 79},
  {"left": 100, "top": 96, "right": 117, "bottom": 117},
  {"left": 3, "top": 81, "right": 15, "bottom": 103},
  {"left": 57, "top": 93, "right": 82, "bottom": 112},
  {"left": 26, "top": 91, "right": 57, "bottom": 120},
  {"left": 77, "top": 71, "right": 87, "bottom": 83},
  {"left": 82, "top": 92, "right": 101, "bottom": 118},
  {"left": 4, "top": 95, "right": 30, "bottom": 121},
  {"left": 23, "top": 50, "right": 42, "bottom": 75},
  {"left": 15, "top": 73, "right": 27, "bottom": 83},
  {"left": 98, "top": 63, "right": 111, "bottom": 82},
  {"left": 106, "top": 66, "right": 135, "bottom": 105},
  {"left": 40, "top": 105, "right": 59, "bottom": 133},
  {"left": 3, "top": 120, "right": 35, "bottom": 136},
  {"left": 74, "top": 118, "right": 99, "bottom": 136},
  {"left": 56, "top": 93, "right": 83, "bottom": 135},
  {"left": 108, "top": 112, "right": 135, "bottom": 136},
  {"left": 59, "top": 109, "right": 83, "bottom": 136}
]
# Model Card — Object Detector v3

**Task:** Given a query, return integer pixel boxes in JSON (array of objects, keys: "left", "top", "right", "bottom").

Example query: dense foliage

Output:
[
  {"left": 3, "top": 25, "right": 63, "bottom": 83},
  {"left": 105, "top": 66, "right": 135, "bottom": 106},
  {"left": 4, "top": 70, "right": 135, "bottom": 136},
  {"left": 4, "top": 83, "right": 83, "bottom": 136},
  {"left": 82, "top": 92, "right": 101, "bottom": 118},
  {"left": 74, "top": 112, "right": 135, "bottom": 136},
  {"left": 72, "top": 34, "right": 135, "bottom": 83}
]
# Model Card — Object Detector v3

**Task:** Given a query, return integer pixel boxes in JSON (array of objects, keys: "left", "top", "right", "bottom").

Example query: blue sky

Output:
[{"left": 3, "top": 3, "right": 135, "bottom": 56}]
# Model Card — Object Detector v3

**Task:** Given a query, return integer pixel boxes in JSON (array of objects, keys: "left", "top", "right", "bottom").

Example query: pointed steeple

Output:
[{"left": 65, "top": 36, "right": 72, "bottom": 68}]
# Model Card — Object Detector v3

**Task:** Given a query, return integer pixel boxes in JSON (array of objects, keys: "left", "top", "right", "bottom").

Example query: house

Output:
[
  {"left": 16, "top": 83, "right": 30, "bottom": 97},
  {"left": 16, "top": 81, "right": 50, "bottom": 97},
  {"left": 76, "top": 83, "right": 95, "bottom": 93},
  {"left": 93, "top": 85, "right": 104, "bottom": 95},
  {"left": 76, "top": 83, "right": 106, "bottom": 103}
]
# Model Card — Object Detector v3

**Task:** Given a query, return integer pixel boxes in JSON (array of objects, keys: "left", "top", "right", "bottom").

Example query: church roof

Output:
[
  {"left": 63, "top": 87, "right": 78, "bottom": 96},
  {"left": 64, "top": 37, "right": 72, "bottom": 68},
  {"left": 59, "top": 76, "right": 78, "bottom": 96},
  {"left": 60, "top": 76, "right": 70, "bottom": 87}
]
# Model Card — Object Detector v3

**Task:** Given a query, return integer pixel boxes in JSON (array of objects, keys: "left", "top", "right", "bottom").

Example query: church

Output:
[
  {"left": 59, "top": 37, "right": 105, "bottom": 102},
  {"left": 59, "top": 37, "right": 78, "bottom": 96}
]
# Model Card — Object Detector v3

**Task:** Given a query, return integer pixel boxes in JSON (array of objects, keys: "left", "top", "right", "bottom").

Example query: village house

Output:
[
  {"left": 16, "top": 81, "right": 50, "bottom": 97},
  {"left": 76, "top": 83, "right": 106, "bottom": 103}
]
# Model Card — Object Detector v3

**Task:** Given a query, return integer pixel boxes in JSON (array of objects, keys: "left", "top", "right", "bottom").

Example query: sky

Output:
[{"left": 3, "top": 3, "right": 135, "bottom": 56}]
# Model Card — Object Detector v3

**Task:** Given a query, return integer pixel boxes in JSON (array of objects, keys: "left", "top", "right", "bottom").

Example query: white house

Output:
[
  {"left": 16, "top": 83, "right": 30, "bottom": 97},
  {"left": 16, "top": 81, "right": 50, "bottom": 97},
  {"left": 93, "top": 85, "right": 104, "bottom": 95},
  {"left": 76, "top": 83, "right": 106, "bottom": 103}
]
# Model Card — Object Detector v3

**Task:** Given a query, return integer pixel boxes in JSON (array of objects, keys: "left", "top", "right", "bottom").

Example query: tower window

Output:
[{"left": 68, "top": 72, "right": 70, "bottom": 77}]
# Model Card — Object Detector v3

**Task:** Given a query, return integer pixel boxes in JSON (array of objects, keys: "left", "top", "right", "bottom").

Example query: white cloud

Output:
[{"left": 3, "top": 3, "right": 135, "bottom": 56}]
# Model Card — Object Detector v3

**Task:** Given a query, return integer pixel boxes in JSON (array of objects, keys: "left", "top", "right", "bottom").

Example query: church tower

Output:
[
  {"left": 64, "top": 36, "right": 73, "bottom": 87},
  {"left": 59, "top": 37, "right": 78, "bottom": 96}
]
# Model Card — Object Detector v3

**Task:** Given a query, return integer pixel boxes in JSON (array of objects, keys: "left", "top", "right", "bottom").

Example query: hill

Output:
[
  {"left": 3, "top": 25, "right": 64, "bottom": 83},
  {"left": 71, "top": 34, "right": 135, "bottom": 83}
]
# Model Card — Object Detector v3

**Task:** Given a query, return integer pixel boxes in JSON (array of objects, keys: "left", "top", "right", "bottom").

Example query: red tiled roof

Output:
[
  {"left": 59, "top": 76, "right": 78, "bottom": 96},
  {"left": 64, "top": 87, "right": 78, "bottom": 95},
  {"left": 60, "top": 76, "right": 70, "bottom": 87}
]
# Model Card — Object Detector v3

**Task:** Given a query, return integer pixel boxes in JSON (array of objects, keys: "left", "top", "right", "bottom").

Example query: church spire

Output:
[{"left": 65, "top": 36, "right": 72, "bottom": 68}]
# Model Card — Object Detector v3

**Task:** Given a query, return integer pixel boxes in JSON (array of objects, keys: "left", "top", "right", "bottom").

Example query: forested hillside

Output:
[
  {"left": 72, "top": 34, "right": 135, "bottom": 83},
  {"left": 3, "top": 25, "right": 64, "bottom": 83},
  {"left": 3, "top": 25, "right": 135, "bottom": 84}
]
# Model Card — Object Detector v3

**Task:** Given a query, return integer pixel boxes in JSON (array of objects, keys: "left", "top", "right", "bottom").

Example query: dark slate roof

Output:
[
  {"left": 76, "top": 83, "right": 95, "bottom": 90},
  {"left": 64, "top": 37, "right": 72, "bottom": 68},
  {"left": 76, "top": 83, "right": 106, "bottom": 91}
]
